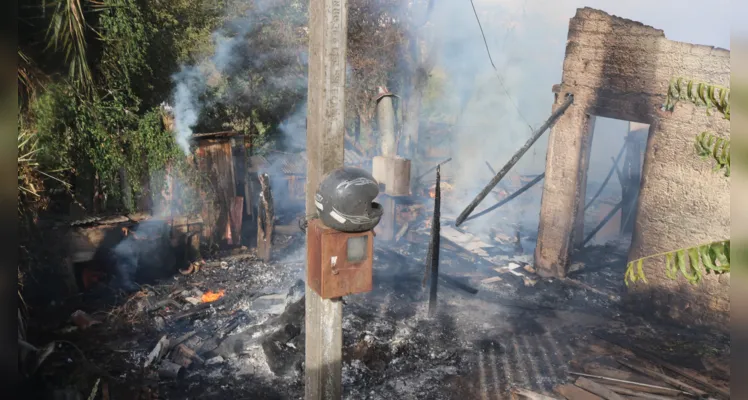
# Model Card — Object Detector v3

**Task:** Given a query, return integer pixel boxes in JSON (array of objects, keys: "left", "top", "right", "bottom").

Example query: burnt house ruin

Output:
[{"left": 534, "top": 8, "right": 730, "bottom": 329}]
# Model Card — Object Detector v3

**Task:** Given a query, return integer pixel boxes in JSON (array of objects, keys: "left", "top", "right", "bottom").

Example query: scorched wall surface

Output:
[{"left": 535, "top": 7, "right": 730, "bottom": 330}]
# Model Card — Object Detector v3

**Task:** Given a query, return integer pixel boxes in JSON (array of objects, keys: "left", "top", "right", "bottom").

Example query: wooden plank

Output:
[
  {"left": 304, "top": 0, "right": 348, "bottom": 398},
  {"left": 195, "top": 138, "right": 237, "bottom": 246},
  {"left": 481, "top": 276, "right": 503, "bottom": 284},
  {"left": 607, "top": 386, "right": 677, "bottom": 400},
  {"left": 511, "top": 388, "right": 561, "bottom": 399},
  {"left": 617, "top": 360, "right": 703, "bottom": 397},
  {"left": 554, "top": 384, "right": 603, "bottom": 400},
  {"left": 573, "top": 377, "right": 626, "bottom": 400},
  {"left": 581, "top": 363, "right": 678, "bottom": 395},
  {"left": 622, "top": 346, "right": 729, "bottom": 398},
  {"left": 229, "top": 196, "right": 243, "bottom": 245}
]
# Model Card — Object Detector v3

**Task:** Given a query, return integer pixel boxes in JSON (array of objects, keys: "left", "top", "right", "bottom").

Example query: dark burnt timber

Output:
[
  {"left": 257, "top": 173, "right": 274, "bottom": 261},
  {"left": 581, "top": 200, "right": 624, "bottom": 247},
  {"left": 584, "top": 142, "right": 626, "bottom": 212},
  {"left": 464, "top": 172, "right": 545, "bottom": 222},
  {"left": 455, "top": 94, "right": 574, "bottom": 226},
  {"left": 427, "top": 165, "right": 442, "bottom": 317}
]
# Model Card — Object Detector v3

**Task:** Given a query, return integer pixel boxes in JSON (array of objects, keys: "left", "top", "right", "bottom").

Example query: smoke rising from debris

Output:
[
  {"left": 170, "top": 0, "right": 307, "bottom": 154},
  {"left": 111, "top": 174, "right": 201, "bottom": 290}
]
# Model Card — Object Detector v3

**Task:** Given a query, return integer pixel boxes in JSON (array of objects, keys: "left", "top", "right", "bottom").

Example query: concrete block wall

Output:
[{"left": 535, "top": 7, "right": 730, "bottom": 330}]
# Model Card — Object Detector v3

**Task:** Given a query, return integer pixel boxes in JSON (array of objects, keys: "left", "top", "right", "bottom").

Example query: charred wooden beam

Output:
[
  {"left": 427, "top": 166, "right": 442, "bottom": 317},
  {"left": 257, "top": 173, "right": 274, "bottom": 261},
  {"left": 456, "top": 94, "right": 574, "bottom": 226},
  {"left": 582, "top": 193, "right": 639, "bottom": 247},
  {"left": 612, "top": 156, "right": 625, "bottom": 188},
  {"left": 439, "top": 274, "right": 478, "bottom": 295},
  {"left": 416, "top": 157, "right": 452, "bottom": 182},
  {"left": 464, "top": 173, "right": 545, "bottom": 222},
  {"left": 581, "top": 200, "right": 623, "bottom": 247},
  {"left": 158, "top": 360, "right": 185, "bottom": 380},
  {"left": 485, "top": 161, "right": 512, "bottom": 193},
  {"left": 584, "top": 143, "right": 626, "bottom": 212}
]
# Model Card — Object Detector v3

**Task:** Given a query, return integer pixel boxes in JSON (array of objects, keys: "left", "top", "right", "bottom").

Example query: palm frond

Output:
[
  {"left": 664, "top": 77, "right": 730, "bottom": 120},
  {"left": 45, "top": 0, "right": 94, "bottom": 92},
  {"left": 625, "top": 240, "right": 730, "bottom": 286},
  {"left": 695, "top": 132, "right": 730, "bottom": 177},
  {"left": 18, "top": 49, "right": 34, "bottom": 99}
]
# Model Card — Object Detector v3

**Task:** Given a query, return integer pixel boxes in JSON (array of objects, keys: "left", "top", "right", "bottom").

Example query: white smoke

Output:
[
  {"left": 173, "top": 67, "right": 205, "bottom": 153},
  {"left": 418, "top": 0, "right": 728, "bottom": 237},
  {"left": 170, "top": 5, "right": 270, "bottom": 154}
]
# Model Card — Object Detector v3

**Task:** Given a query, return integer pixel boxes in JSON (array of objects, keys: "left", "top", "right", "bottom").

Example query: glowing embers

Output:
[{"left": 201, "top": 290, "right": 225, "bottom": 303}]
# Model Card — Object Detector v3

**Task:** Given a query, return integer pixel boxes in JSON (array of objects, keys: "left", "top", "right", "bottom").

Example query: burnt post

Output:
[
  {"left": 427, "top": 166, "right": 441, "bottom": 317},
  {"left": 257, "top": 173, "right": 274, "bottom": 261}
]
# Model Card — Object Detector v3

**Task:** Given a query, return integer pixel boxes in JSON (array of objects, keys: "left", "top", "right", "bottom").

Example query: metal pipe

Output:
[{"left": 376, "top": 86, "right": 397, "bottom": 157}]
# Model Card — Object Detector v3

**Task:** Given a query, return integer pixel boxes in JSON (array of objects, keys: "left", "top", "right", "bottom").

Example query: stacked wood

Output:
[{"left": 257, "top": 173, "right": 274, "bottom": 261}]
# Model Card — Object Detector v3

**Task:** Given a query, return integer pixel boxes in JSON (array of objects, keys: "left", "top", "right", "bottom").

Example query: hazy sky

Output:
[
  {"left": 437, "top": 0, "right": 732, "bottom": 177},
  {"left": 481, "top": 0, "right": 731, "bottom": 49}
]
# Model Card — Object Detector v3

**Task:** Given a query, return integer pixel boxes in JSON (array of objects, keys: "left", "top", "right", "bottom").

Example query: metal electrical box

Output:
[{"left": 306, "top": 219, "right": 374, "bottom": 299}]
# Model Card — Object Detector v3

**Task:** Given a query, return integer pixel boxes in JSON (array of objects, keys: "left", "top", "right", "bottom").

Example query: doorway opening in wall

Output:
[{"left": 581, "top": 116, "right": 649, "bottom": 254}]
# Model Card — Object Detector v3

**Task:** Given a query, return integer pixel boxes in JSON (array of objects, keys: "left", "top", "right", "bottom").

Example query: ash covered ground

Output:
[{"left": 23, "top": 225, "right": 729, "bottom": 400}]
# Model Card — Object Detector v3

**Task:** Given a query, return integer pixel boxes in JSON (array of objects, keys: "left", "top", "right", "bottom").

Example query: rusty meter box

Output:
[{"left": 306, "top": 219, "right": 374, "bottom": 299}]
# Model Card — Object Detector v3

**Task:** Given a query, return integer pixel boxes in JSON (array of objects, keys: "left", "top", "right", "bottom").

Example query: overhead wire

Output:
[{"left": 468, "top": 0, "right": 533, "bottom": 132}]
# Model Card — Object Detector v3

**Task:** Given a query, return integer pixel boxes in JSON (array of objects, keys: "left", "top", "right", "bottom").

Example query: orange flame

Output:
[
  {"left": 428, "top": 182, "right": 453, "bottom": 198},
  {"left": 201, "top": 290, "right": 225, "bottom": 303}
]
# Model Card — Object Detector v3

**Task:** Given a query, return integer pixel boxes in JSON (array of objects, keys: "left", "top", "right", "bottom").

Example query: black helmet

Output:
[{"left": 315, "top": 167, "right": 383, "bottom": 232}]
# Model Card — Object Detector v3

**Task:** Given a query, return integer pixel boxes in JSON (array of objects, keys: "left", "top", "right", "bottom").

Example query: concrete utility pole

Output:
[{"left": 304, "top": 0, "right": 348, "bottom": 399}]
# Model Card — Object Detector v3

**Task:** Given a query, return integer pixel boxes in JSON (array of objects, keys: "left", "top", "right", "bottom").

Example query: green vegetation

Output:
[{"left": 625, "top": 77, "right": 731, "bottom": 286}]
